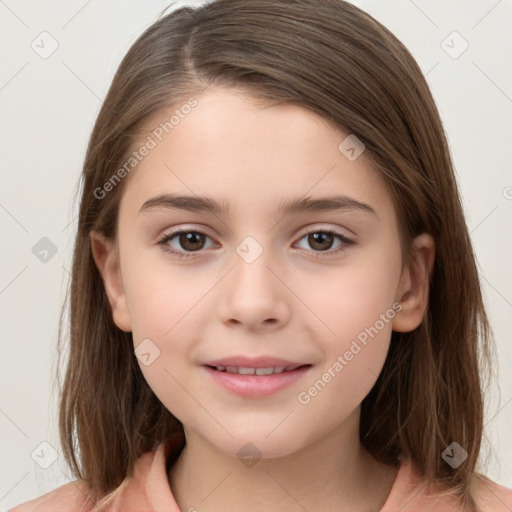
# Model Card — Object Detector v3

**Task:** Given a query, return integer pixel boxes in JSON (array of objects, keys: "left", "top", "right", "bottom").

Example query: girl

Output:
[{"left": 12, "top": 0, "right": 512, "bottom": 511}]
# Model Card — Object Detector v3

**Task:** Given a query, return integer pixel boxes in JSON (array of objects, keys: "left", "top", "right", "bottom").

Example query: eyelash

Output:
[{"left": 157, "top": 228, "right": 354, "bottom": 259}]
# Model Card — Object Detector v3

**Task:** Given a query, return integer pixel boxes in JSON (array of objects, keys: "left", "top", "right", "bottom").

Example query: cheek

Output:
[
  {"left": 305, "top": 251, "right": 400, "bottom": 378},
  {"left": 295, "top": 276, "right": 398, "bottom": 422},
  {"left": 309, "top": 253, "right": 400, "bottom": 336},
  {"left": 124, "top": 257, "right": 204, "bottom": 342},
  {"left": 126, "top": 273, "right": 199, "bottom": 420}
]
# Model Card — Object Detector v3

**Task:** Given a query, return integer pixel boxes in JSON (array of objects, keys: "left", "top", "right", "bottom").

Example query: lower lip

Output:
[{"left": 202, "top": 365, "right": 312, "bottom": 398}]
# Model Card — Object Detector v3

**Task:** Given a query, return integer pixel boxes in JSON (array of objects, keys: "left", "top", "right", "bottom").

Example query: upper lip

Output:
[{"left": 202, "top": 356, "right": 311, "bottom": 369}]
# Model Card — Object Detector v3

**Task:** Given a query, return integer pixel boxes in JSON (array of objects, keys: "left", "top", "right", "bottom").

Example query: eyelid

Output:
[
  {"left": 157, "top": 223, "right": 217, "bottom": 240},
  {"left": 157, "top": 222, "right": 355, "bottom": 260},
  {"left": 158, "top": 222, "right": 353, "bottom": 240},
  {"left": 295, "top": 223, "right": 354, "bottom": 239}
]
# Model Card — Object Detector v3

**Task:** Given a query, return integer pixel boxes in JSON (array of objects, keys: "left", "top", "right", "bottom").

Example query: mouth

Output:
[
  {"left": 202, "top": 364, "right": 313, "bottom": 398},
  {"left": 205, "top": 364, "right": 311, "bottom": 375}
]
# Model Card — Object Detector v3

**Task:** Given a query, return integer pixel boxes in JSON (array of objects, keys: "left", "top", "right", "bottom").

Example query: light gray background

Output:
[{"left": 1, "top": 0, "right": 511, "bottom": 509}]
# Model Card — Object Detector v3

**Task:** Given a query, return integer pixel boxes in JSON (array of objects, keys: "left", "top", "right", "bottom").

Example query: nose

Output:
[{"left": 217, "top": 250, "right": 291, "bottom": 331}]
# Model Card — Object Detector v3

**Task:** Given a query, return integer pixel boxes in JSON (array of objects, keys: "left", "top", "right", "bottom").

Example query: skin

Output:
[{"left": 91, "top": 86, "right": 435, "bottom": 512}]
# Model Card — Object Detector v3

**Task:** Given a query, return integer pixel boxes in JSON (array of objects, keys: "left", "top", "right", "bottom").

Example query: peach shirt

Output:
[{"left": 10, "top": 438, "right": 512, "bottom": 512}]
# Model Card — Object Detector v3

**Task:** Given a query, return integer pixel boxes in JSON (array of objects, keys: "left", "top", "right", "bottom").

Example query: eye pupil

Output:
[
  {"left": 309, "top": 232, "right": 334, "bottom": 251},
  {"left": 180, "top": 231, "right": 205, "bottom": 251}
]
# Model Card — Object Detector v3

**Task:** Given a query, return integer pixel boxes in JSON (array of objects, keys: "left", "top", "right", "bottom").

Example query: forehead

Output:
[{"left": 118, "top": 87, "right": 395, "bottom": 223}]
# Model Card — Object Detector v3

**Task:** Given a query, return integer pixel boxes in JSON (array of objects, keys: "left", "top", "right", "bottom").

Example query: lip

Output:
[
  {"left": 202, "top": 356, "right": 309, "bottom": 369},
  {"left": 201, "top": 364, "right": 313, "bottom": 399}
]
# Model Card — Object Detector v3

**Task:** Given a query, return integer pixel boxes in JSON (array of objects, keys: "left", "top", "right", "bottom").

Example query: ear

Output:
[
  {"left": 90, "top": 231, "right": 132, "bottom": 332},
  {"left": 392, "top": 233, "right": 435, "bottom": 333}
]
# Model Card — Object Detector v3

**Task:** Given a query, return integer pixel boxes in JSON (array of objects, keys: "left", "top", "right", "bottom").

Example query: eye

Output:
[
  {"left": 295, "top": 229, "right": 354, "bottom": 257},
  {"left": 157, "top": 229, "right": 216, "bottom": 259},
  {"left": 157, "top": 228, "right": 354, "bottom": 259}
]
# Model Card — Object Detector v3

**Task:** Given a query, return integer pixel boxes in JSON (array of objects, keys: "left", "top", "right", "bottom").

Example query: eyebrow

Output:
[{"left": 139, "top": 193, "right": 378, "bottom": 218}]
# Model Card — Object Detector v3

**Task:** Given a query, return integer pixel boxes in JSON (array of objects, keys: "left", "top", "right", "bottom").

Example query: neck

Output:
[{"left": 168, "top": 409, "right": 398, "bottom": 512}]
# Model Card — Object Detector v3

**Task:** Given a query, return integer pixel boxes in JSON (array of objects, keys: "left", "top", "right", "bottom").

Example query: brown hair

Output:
[{"left": 57, "top": 0, "right": 497, "bottom": 509}]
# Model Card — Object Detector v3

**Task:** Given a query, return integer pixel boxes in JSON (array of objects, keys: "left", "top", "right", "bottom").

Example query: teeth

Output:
[
  {"left": 256, "top": 366, "right": 284, "bottom": 375},
  {"left": 226, "top": 366, "right": 256, "bottom": 375},
  {"left": 215, "top": 365, "right": 290, "bottom": 375}
]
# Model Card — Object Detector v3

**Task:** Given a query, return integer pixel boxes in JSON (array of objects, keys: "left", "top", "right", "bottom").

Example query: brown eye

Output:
[
  {"left": 295, "top": 229, "right": 354, "bottom": 256},
  {"left": 306, "top": 232, "right": 335, "bottom": 251},
  {"left": 176, "top": 231, "right": 206, "bottom": 251},
  {"left": 158, "top": 227, "right": 354, "bottom": 260},
  {"left": 158, "top": 230, "right": 215, "bottom": 258}
]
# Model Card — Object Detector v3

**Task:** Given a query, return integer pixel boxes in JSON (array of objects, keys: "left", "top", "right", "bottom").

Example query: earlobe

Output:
[
  {"left": 90, "top": 231, "right": 132, "bottom": 332},
  {"left": 392, "top": 233, "right": 435, "bottom": 333}
]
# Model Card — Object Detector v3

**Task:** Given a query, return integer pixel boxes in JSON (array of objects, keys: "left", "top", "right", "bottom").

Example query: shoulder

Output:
[
  {"left": 471, "top": 473, "right": 512, "bottom": 512},
  {"left": 8, "top": 441, "right": 173, "bottom": 512},
  {"left": 9, "top": 480, "right": 96, "bottom": 512},
  {"left": 385, "top": 459, "right": 512, "bottom": 512}
]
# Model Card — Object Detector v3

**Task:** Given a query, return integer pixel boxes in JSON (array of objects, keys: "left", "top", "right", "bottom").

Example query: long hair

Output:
[{"left": 56, "top": 1, "right": 496, "bottom": 509}]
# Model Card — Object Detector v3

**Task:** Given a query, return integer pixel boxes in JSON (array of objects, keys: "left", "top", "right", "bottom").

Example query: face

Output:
[{"left": 92, "top": 86, "right": 433, "bottom": 460}]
